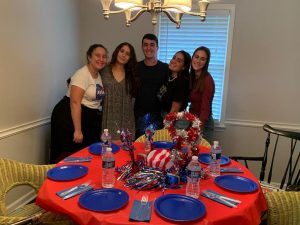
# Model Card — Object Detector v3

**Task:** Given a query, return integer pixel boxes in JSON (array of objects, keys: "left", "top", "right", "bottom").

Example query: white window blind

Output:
[{"left": 157, "top": 9, "right": 232, "bottom": 123}]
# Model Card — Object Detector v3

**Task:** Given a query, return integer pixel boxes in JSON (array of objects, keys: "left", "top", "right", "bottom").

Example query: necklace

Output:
[{"left": 168, "top": 75, "right": 177, "bottom": 82}]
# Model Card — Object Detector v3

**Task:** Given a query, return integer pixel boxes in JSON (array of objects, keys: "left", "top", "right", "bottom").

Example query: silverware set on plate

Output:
[
  {"left": 63, "top": 156, "right": 92, "bottom": 163},
  {"left": 57, "top": 180, "right": 93, "bottom": 200},
  {"left": 201, "top": 189, "right": 241, "bottom": 208}
]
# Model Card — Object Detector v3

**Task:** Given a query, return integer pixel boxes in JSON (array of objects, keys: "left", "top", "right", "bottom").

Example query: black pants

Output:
[{"left": 50, "top": 96, "right": 102, "bottom": 163}]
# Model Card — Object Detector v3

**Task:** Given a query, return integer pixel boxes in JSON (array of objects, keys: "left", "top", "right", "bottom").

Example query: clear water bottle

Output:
[
  {"left": 210, "top": 141, "right": 221, "bottom": 177},
  {"left": 102, "top": 147, "right": 115, "bottom": 188},
  {"left": 186, "top": 156, "right": 201, "bottom": 198},
  {"left": 101, "top": 129, "right": 111, "bottom": 155}
]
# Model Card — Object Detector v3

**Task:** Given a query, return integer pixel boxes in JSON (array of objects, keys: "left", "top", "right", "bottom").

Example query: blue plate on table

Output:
[
  {"left": 47, "top": 165, "right": 88, "bottom": 181},
  {"left": 214, "top": 175, "right": 258, "bottom": 193},
  {"left": 198, "top": 153, "right": 231, "bottom": 166},
  {"left": 153, "top": 141, "right": 174, "bottom": 149},
  {"left": 79, "top": 188, "right": 129, "bottom": 212},
  {"left": 88, "top": 142, "right": 120, "bottom": 155},
  {"left": 154, "top": 194, "right": 206, "bottom": 222}
]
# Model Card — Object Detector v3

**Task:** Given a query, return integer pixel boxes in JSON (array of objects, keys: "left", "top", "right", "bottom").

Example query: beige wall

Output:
[
  {"left": 0, "top": 0, "right": 83, "bottom": 209},
  {"left": 224, "top": 0, "right": 300, "bottom": 123},
  {"left": 0, "top": 0, "right": 299, "bottom": 205},
  {"left": 214, "top": 0, "right": 300, "bottom": 180},
  {"left": 0, "top": 0, "right": 81, "bottom": 162}
]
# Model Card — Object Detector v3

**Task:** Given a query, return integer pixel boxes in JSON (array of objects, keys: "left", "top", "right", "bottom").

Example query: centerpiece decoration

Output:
[
  {"left": 163, "top": 111, "right": 202, "bottom": 174},
  {"left": 118, "top": 128, "right": 137, "bottom": 172},
  {"left": 164, "top": 111, "right": 201, "bottom": 148},
  {"left": 116, "top": 111, "right": 202, "bottom": 190},
  {"left": 144, "top": 124, "right": 155, "bottom": 153},
  {"left": 117, "top": 127, "right": 167, "bottom": 190}
]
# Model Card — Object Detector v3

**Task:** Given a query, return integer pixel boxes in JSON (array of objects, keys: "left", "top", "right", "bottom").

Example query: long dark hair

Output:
[
  {"left": 170, "top": 50, "right": 191, "bottom": 78},
  {"left": 110, "top": 42, "right": 138, "bottom": 97},
  {"left": 190, "top": 46, "right": 211, "bottom": 92}
]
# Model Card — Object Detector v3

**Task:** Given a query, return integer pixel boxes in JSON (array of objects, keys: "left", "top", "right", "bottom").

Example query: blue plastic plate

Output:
[
  {"left": 214, "top": 175, "right": 258, "bottom": 193},
  {"left": 198, "top": 153, "right": 231, "bottom": 166},
  {"left": 79, "top": 188, "right": 129, "bottom": 212},
  {"left": 153, "top": 141, "right": 174, "bottom": 149},
  {"left": 154, "top": 194, "right": 206, "bottom": 222},
  {"left": 47, "top": 165, "right": 88, "bottom": 181},
  {"left": 88, "top": 142, "right": 120, "bottom": 155}
]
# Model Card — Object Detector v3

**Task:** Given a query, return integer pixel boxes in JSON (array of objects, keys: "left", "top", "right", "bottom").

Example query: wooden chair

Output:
[
  {"left": 230, "top": 124, "right": 300, "bottom": 191},
  {"left": 264, "top": 191, "right": 300, "bottom": 225},
  {"left": 135, "top": 128, "right": 211, "bottom": 149},
  {"left": 0, "top": 158, "right": 74, "bottom": 225}
]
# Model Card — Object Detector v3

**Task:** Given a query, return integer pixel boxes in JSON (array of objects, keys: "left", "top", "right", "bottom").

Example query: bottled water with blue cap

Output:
[
  {"left": 102, "top": 147, "right": 115, "bottom": 188},
  {"left": 186, "top": 156, "right": 201, "bottom": 198}
]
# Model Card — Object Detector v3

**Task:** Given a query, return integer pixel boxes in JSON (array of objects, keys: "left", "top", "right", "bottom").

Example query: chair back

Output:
[
  {"left": 135, "top": 129, "right": 211, "bottom": 148},
  {"left": 0, "top": 158, "right": 54, "bottom": 216},
  {"left": 265, "top": 191, "right": 300, "bottom": 225},
  {"left": 230, "top": 124, "right": 300, "bottom": 190},
  {"left": 261, "top": 124, "right": 300, "bottom": 190}
]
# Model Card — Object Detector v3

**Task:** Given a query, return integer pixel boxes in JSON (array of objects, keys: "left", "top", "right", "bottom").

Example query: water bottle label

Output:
[
  {"left": 211, "top": 153, "right": 221, "bottom": 160},
  {"left": 102, "top": 160, "right": 115, "bottom": 168},
  {"left": 187, "top": 169, "right": 201, "bottom": 179}
]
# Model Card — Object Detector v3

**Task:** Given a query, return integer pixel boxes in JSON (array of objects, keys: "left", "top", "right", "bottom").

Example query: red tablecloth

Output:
[{"left": 37, "top": 143, "right": 267, "bottom": 225}]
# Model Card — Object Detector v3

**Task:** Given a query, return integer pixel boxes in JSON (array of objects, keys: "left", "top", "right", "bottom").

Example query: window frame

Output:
[{"left": 155, "top": 4, "right": 235, "bottom": 128}]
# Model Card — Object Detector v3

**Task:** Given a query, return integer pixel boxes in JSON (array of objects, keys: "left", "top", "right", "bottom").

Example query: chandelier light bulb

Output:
[{"left": 163, "top": 0, "right": 192, "bottom": 13}]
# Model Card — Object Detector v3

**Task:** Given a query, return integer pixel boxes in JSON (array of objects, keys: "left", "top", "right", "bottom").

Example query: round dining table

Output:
[{"left": 37, "top": 142, "right": 267, "bottom": 225}]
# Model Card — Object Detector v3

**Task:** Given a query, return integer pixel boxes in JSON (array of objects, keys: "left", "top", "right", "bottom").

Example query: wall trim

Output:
[
  {"left": 225, "top": 119, "right": 300, "bottom": 131},
  {"left": 7, "top": 190, "right": 36, "bottom": 213},
  {"left": 0, "top": 117, "right": 50, "bottom": 140}
]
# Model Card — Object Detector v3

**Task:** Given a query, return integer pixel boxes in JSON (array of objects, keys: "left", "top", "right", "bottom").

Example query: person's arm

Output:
[
  {"left": 200, "top": 76, "right": 215, "bottom": 128},
  {"left": 70, "top": 85, "right": 85, "bottom": 143},
  {"left": 170, "top": 101, "right": 182, "bottom": 113}
]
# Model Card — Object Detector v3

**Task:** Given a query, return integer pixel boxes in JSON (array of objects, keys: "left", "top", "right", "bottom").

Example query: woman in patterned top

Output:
[{"left": 101, "top": 42, "right": 138, "bottom": 140}]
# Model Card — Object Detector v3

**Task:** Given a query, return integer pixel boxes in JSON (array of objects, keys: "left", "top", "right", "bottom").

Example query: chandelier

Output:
[{"left": 100, "top": 0, "right": 217, "bottom": 28}]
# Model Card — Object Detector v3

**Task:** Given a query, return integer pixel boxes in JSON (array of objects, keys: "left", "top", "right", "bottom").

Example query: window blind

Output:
[{"left": 157, "top": 10, "right": 231, "bottom": 122}]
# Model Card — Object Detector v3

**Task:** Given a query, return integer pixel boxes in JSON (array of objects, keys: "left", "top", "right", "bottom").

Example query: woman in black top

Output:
[{"left": 158, "top": 50, "right": 191, "bottom": 117}]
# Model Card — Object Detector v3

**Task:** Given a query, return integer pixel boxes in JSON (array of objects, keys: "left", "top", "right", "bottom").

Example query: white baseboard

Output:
[
  {"left": 7, "top": 190, "right": 37, "bottom": 213},
  {"left": 0, "top": 117, "right": 50, "bottom": 140},
  {"left": 225, "top": 119, "right": 300, "bottom": 131}
]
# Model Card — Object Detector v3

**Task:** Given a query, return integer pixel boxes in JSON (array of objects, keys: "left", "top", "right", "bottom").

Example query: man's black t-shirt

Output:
[{"left": 134, "top": 60, "right": 169, "bottom": 116}]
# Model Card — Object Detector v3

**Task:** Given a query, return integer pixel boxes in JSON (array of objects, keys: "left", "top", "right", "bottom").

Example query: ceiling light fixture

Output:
[{"left": 100, "top": 0, "right": 218, "bottom": 28}]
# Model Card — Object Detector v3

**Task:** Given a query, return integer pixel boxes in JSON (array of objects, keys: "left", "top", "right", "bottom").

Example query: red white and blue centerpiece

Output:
[
  {"left": 116, "top": 111, "right": 202, "bottom": 190},
  {"left": 164, "top": 111, "right": 202, "bottom": 155}
]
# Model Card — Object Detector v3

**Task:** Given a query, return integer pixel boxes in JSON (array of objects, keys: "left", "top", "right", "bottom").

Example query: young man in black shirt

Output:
[{"left": 134, "top": 33, "right": 169, "bottom": 138}]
